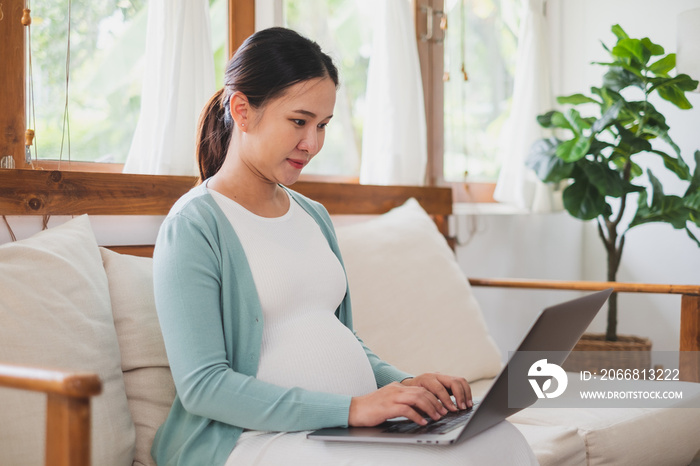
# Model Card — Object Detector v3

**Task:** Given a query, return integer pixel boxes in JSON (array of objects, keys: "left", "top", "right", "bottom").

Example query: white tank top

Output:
[{"left": 208, "top": 187, "right": 377, "bottom": 398}]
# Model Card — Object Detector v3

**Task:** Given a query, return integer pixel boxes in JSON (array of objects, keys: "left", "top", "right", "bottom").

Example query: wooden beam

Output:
[
  {"left": 0, "top": 0, "right": 26, "bottom": 169},
  {"left": 0, "top": 170, "right": 197, "bottom": 216},
  {"left": 468, "top": 277, "right": 700, "bottom": 295},
  {"left": 680, "top": 294, "right": 700, "bottom": 382},
  {"left": 0, "top": 364, "right": 102, "bottom": 398},
  {"left": 228, "top": 0, "right": 255, "bottom": 56},
  {"left": 0, "top": 170, "right": 453, "bottom": 217},
  {"left": 45, "top": 394, "right": 92, "bottom": 466}
]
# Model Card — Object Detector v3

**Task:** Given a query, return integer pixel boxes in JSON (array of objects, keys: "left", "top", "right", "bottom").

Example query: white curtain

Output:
[
  {"left": 493, "top": 0, "right": 560, "bottom": 212},
  {"left": 360, "top": 0, "right": 427, "bottom": 186},
  {"left": 123, "top": 0, "right": 216, "bottom": 176}
]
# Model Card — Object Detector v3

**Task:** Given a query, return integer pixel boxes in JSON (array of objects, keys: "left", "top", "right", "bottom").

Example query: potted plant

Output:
[{"left": 526, "top": 24, "right": 700, "bottom": 364}]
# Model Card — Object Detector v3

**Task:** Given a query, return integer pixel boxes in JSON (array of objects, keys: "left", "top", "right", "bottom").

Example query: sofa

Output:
[{"left": 1, "top": 195, "right": 700, "bottom": 465}]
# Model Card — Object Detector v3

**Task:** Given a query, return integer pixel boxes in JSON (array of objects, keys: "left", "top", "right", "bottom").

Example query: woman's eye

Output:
[
  {"left": 318, "top": 122, "right": 328, "bottom": 130},
  {"left": 292, "top": 119, "right": 306, "bottom": 126}
]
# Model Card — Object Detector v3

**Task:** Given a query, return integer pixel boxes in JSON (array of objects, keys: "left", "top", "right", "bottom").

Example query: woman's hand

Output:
[
  {"left": 348, "top": 382, "right": 448, "bottom": 427},
  {"left": 401, "top": 373, "right": 472, "bottom": 412}
]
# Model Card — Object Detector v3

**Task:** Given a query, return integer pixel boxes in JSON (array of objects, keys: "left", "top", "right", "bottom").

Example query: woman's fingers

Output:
[
  {"left": 439, "top": 374, "right": 472, "bottom": 409},
  {"left": 403, "top": 373, "right": 473, "bottom": 411},
  {"left": 348, "top": 382, "right": 445, "bottom": 427}
]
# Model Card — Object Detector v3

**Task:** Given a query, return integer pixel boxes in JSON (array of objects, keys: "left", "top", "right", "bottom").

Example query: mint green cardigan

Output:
[{"left": 151, "top": 185, "right": 411, "bottom": 466}]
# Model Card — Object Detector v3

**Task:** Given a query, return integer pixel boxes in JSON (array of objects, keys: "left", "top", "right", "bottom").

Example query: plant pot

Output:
[{"left": 562, "top": 333, "right": 652, "bottom": 373}]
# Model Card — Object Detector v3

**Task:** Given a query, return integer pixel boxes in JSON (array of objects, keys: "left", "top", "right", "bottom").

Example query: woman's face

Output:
[{"left": 239, "top": 77, "right": 337, "bottom": 186}]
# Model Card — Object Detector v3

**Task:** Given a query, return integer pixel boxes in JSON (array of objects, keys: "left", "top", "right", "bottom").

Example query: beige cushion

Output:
[
  {"left": 100, "top": 248, "right": 175, "bottom": 466},
  {"left": 513, "top": 423, "right": 587, "bottom": 466},
  {"left": 335, "top": 198, "right": 502, "bottom": 382},
  {"left": 0, "top": 215, "right": 135, "bottom": 466},
  {"left": 510, "top": 400, "right": 700, "bottom": 465}
]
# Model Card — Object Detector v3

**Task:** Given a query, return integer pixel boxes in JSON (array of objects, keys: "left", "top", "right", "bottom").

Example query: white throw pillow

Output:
[
  {"left": 335, "top": 198, "right": 502, "bottom": 382},
  {"left": 100, "top": 248, "right": 176, "bottom": 466},
  {"left": 0, "top": 215, "right": 135, "bottom": 466}
]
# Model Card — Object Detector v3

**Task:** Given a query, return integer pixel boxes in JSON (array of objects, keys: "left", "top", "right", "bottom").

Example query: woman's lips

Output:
[{"left": 287, "top": 158, "right": 306, "bottom": 169}]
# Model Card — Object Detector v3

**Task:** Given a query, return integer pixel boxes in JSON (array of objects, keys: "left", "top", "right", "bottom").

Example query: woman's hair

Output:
[{"left": 196, "top": 27, "right": 339, "bottom": 181}]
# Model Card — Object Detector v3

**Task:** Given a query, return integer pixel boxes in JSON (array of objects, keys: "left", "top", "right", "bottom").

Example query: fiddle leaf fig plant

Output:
[{"left": 526, "top": 24, "right": 700, "bottom": 341}]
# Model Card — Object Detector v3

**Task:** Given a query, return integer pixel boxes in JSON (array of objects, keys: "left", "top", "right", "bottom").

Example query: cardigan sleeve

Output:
[{"left": 153, "top": 210, "right": 353, "bottom": 432}]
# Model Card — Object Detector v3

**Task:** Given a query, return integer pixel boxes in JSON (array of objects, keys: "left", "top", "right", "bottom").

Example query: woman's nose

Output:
[{"left": 298, "top": 128, "right": 321, "bottom": 154}]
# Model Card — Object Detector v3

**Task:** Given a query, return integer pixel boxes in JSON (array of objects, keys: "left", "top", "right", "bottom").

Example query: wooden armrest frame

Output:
[
  {"left": 469, "top": 278, "right": 700, "bottom": 382},
  {"left": 0, "top": 363, "right": 102, "bottom": 466}
]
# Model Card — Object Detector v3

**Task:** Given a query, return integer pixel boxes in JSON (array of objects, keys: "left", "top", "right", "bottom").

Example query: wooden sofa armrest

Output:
[
  {"left": 0, "top": 363, "right": 102, "bottom": 466},
  {"left": 468, "top": 278, "right": 700, "bottom": 382}
]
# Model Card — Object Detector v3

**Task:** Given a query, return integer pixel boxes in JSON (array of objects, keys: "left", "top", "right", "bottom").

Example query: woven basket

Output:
[{"left": 562, "top": 333, "right": 652, "bottom": 373}]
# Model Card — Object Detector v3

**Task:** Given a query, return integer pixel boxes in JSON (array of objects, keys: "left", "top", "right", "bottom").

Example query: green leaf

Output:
[
  {"left": 683, "top": 227, "right": 700, "bottom": 247},
  {"left": 683, "top": 191, "right": 700, "bottom": 212},
  {"left": 557, "top": 94, "right": 600, "bottom": 106},
  {"left": 648, "top": 75, "right": 698, "bottom": 109},
  {"left": 612, "top": 38, "right": 648, "bottom": 65},
  {"left": 610, "top": 154, "right": 643, "bottom": 178},
  {"left": 563, "top": 179, "right": 607, "bottom": 220},
  {"left": 536, "top": 111, "right": 557, "bottom": 128},
  {"left": 537, "top": 111, "right": 575, "bottom": 131},
  {"left": 603, "top": 66, "right": 644, "bottom": 92},
  {"left": 591, "top": 100, "right": 623, "bottom": 133},
  {"left": 657, "top": 85, "right": 693, "bottom": 110},
  {"left": 642, "top": 119, "right": 681, "bottom": 157},
  {"left": 631, "top": 170, "right": 689, "bottom": 229},
  {"left": 526, "top": 138, "right": 575, "bottom": 183},
  {"left": 648, "top": 54, "right": 675, "bottom": 76},
  {"left": 611, "top": 24, "right": 629, "bottom": 40},
  {"left": 650, "top": 150, "right": 690, "bottom": 179},
  {"left": 556, "top": 135, "right": 591, "bottom": 162},
  {"left": 552, "top": 111, "right": 575, "bottom": 131},
  {"left": 564, "top": 108, "right": 592, "bottom": 132},
  {"left": 641, "top": 37, "right": 665, "bottom": 57},
  {"left": 579, "top": 159, "right": 625, "bottom": 197},
  {"left": 686, "top": 151, "right": 700, "bottom": 196},
  {"left": 615, "top": 124, "right": 653, "bottom": 156}
]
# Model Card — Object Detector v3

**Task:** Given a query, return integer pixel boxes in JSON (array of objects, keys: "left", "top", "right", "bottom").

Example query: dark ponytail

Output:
[
  {"left": 196, "top": 27, "right": 339, "bottom": 182},
  {"left": 196, "top": 89, "right": 231, "bottom": 181}
]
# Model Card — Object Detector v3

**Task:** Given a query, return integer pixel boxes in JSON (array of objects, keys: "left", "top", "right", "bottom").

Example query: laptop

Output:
[{"left": 307, "top": 289, "right": 612, "bottom": 445}]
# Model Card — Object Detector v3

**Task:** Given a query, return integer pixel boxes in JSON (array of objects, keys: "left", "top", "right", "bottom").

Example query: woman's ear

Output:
[{"left": 229, "top": 91, "right": 250, "bottom": 131}]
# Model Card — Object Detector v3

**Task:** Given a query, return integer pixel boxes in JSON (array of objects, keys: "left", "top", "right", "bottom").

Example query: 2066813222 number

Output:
[{"left": 598, "top": 368, "right": 680, "bottom": 381}]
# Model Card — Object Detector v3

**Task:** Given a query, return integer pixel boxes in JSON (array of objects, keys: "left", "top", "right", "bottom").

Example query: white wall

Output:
[
  {"left": 455, "top": 212, "right": 584, "bottom": 359},
  {"left": 456, "top": 0, "right": 700, "bottom": 360}
]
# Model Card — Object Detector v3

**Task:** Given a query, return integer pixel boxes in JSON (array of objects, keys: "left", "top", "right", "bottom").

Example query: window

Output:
[
  {"left": 25, "top": 0, "right": 228, "bottom": 166},
  {"left": 442, "top": 0, "right": 521, "bottom": 182},
  {"left": 282, "top": 0, "right": 373, "bottom": 177}
]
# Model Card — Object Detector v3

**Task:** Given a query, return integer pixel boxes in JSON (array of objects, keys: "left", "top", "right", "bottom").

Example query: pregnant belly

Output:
[{"left": 254, "top": 311, "right": 378, "bottom": 397}]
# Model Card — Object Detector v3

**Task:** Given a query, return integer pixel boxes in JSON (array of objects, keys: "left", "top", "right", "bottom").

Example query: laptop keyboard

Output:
[{"left": 382, "top": 403, "right": 479, "bottom": 435}]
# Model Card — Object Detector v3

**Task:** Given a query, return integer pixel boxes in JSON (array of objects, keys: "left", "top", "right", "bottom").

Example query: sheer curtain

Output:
[
  {"left": 123, "top": 0, "right": 216, "bottom": 176},
  {"left": 359, "top": 0, "right": 427, "bottom": 186},
  {"left": 493, "top": 0, "right": 560, "bottom": 212}
]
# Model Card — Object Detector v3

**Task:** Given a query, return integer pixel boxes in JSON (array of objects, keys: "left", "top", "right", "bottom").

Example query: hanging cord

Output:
[
  {"left": 460, "top": 0, "right": 468, "bottom": 81},
  {"left": 2, "top": 216, "right": 17, "bottom": 242},
  {"left": 42, "top": 214, "right": 51, "bottom": 231},
  {"left": 21, "top": 1, "right": 37, "bottom": 167},
  {"left": 25, "top": 0, "right": 37, "bottom": 165},
  {"left": 58, "top": 0, "right": 72, "bottom": 167}
]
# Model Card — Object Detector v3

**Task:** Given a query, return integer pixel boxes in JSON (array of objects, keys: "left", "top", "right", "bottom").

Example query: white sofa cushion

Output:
[
  {"left": 510, "top": 401, "right": 700, "bottom": 465},
  {"left": 335, "top": 198, "right": 502, "bottom": 382},
  {"left": 0, "top": 215, "right": 135, "bottom": 466},
  {"left": 100, "top": 248, "right": 176, "bottom": 466}
]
